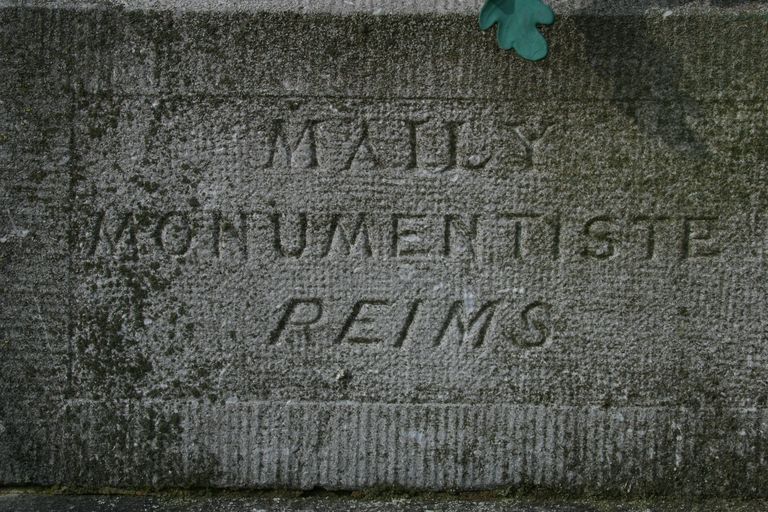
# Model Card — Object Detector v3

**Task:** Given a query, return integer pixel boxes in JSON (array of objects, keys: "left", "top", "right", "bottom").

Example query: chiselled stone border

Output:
[{"left": 4, "top": 400, "right": 767, "bottom": 493}]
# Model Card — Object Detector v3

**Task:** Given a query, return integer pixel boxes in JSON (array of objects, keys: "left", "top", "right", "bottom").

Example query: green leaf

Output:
[{"left": 479, "top": 0, "right": 555, "bottom": 61}]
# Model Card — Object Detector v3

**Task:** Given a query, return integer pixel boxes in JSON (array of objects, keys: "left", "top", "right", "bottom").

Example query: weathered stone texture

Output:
[
  {"left": 1, "top": 0, "right": 768, "bottom": 496},
  {"left": 2, "top": 494, "right": 768, "bottom": 512}
]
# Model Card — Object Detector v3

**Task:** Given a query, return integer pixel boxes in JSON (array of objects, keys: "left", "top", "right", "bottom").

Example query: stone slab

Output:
[{"left": 2, "top": 0, "right": 768, "bottom": 497}]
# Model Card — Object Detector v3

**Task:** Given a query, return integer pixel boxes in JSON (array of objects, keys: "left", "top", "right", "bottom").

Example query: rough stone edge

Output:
[{"left": 1, "top": 0, "right": 768, "bottom": 15}]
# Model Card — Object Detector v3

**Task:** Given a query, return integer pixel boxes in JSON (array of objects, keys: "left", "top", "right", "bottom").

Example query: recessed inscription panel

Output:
[{"left": 67, "top": 97, "right": 766, "bottom": 406}]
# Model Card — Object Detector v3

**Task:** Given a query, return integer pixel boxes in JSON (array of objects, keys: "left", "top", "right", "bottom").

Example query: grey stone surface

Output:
[
  {"left": 1, "top": 494, "right": 768, "bottom": 512},
  {"left": 3, "top": 0, "right": 768, "bottom": 15},
  {"left": 2, "top": 0, "right": 768, "bottom": 497}
]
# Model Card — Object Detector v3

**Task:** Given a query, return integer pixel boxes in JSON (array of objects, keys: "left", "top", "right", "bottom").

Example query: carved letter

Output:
[
  {"left": 155, "top": 211, "right": 193, "bottom": 256},
  {"left": 547, "top": 214, "right": 562, "bottom": 260},
  {"left": 390, "top": 214, "right": 431, "bottom": 257},
  {"left": 440, "top": 121, "right": 463, "bottom": 172},
  {"left": 87, "top": 210, "right": 137, "bottom": 259},
  {"left": 631, "top": 216, "right": 669, "bottom": 260},
  {"left": 269, "top": 298, "right": 323, "bottom": 344},
  {"left": 681, "top": 216, "right": 720, "bottom": 259},
  {"left": 581, "top": 215, "right": 618, "bottom": 260},
  {"left": 321, "top": 214, "right": 373, "bottom": 258},
  {"left": 344, "top": 120, "right": 379, "bottom": 170},
  {"left": 336, "top": 300, "right": 391, "bottom": 344},
  {"left": 500, "top": 213, "right": 542, "bottom": 260},
  {"left": 508, "top": 123, "right": 552, "bottom": 171},
  {"left": 394, "top": 299, "right": 422, "bottom": 348},
  {"left": 263, "top": 120, "right": 321, "bottom": 169},
  {"left": 272, "top": 212, "right": 307, "bottom": 258},
  {"left": 211, "top": 211, "right": 249, "bottom": 260},
  {"left": 434, "top": 300, "right": 499, "bottom": 348},
  {"left": 443, "top": 214, "right": 478, "bottom": 258},
  {"left": 517, "top": 301, "right": 553, "bottom": 347},
  {"left": 405, "top": 120, "right": 428, "bottom": 170}
]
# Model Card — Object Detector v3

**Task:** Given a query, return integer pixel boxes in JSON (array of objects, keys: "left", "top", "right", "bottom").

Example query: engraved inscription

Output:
[
  {"left": 268, "top": 297, "right": 555, "bottom": 350},
  {"left": 167, "top": 100, "right": 556, "bottom": 173},
  {"left": 65, "top": 95, "right": 763, "bottom": 408},
  {"left": 79, "top": 209, "right": 724, "bottom": 264}
]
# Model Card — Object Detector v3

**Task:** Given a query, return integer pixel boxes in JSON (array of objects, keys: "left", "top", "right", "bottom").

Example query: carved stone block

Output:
[{"left": 1, "top": 0, "right": 767, "bottom": 495}]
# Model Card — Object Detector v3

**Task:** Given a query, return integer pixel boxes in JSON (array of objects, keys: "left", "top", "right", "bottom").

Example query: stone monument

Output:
[{"left": 1, "top": 0, "right": 767, "bottom": 497}]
